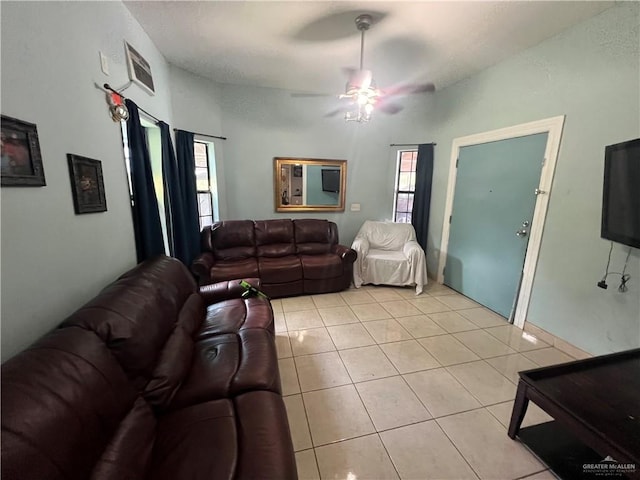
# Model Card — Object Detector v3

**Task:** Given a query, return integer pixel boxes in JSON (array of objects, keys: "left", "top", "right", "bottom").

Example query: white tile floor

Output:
[{"left": 274, "top": 283, "right": 567, "bottom": 480}]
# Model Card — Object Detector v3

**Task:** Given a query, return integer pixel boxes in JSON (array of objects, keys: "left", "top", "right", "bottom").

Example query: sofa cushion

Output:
[
  {"left": 232, "top": 329, "right": 281, "bottom": 396},
  {"left": 300, "top": 253, "right": 344, "bottom": 279},
  {"left": 143, "top": 326, "right": 194, "bottom": 410},
  {"left": 177, "top": 292, "right": 206, "bottom": 336},
  {"left": 294, "top": 219, "right": 335, "bottom": 254},
  {"left": 151, "top": 400, "right": 237, "bottom": 480},
  {"left": 209, "top": 220, "right": 256, "bottom": 260},
  {"left": 62, "top": 256, "right": 196, "bottom": 388},
  {"left": 210, "top": 258, "right": 259, "bottom": 283},
  {"left": 233, "top": 391, "right": 297, "bottom": 479},
  {"left": 200, "top": 297, "right": 274, "bottom": 336},
  {"left": 255, "top": 219, "right": 296, "bottom": 257},
  {"left": 143, "top": 293, "right": 205, "bottom": 410},
  {"left": 1, "top": 327, "right": 137, "bottom": 480},
  {"left": 90, "top": 397, "right": 156, "bottom": 480},
  {"left": 169, "top": 329, "right": 280, "bottom": 410},
  {"left": 258, "top": 255, "right": 303, "bottom": 283},
  {"left": 170, "top": 334, "right": 238, "bottom": 409}
]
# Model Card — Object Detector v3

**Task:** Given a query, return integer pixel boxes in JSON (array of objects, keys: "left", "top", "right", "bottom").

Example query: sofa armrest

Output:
[
  {"left": 349, "top": 237, "right": 368, "bottom": 288},
  {"left": 191, "top": 252, "right": 215, "bottom": 282},
  {"left": 332, "top": 244, "right": 357, "bottom": 264},
  {"left": 199, "top": 278, "right": 262, "bottom": 305},
  {"left": 350, "top": 237, "right": 369, "bottom": 259},
  {"left": 403, "top": 240, "right": 425, "bottom": 259}
]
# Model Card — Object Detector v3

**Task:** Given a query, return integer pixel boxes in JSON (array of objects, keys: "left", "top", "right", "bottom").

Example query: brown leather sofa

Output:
[
  {"left": 192, "top": 218, "right": 357, "bottom": 298},
  {"left": 1, "top": 255, "right": 297, "bottom": 480}
]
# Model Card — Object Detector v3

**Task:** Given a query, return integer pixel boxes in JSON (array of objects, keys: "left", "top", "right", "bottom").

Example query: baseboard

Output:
[{"left": 523, "top": 323, "right": 593, "bottom": 360}]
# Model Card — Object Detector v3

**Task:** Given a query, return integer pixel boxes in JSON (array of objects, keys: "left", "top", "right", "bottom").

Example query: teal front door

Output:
[{"left": 444, "top": 133, "right": 548, "bottom": 319}]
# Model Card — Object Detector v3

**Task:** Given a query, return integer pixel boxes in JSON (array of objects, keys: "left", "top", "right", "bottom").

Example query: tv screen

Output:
[
  {"left": 601, "top": 138, "right": 640, "bottom": 248},
  {"left": 322, "top": 169, "right": 340, "bottom": 193}
]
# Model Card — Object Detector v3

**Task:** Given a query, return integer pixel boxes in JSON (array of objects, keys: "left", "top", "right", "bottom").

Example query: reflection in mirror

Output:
[{"left": 274, "top": 157, "right": 346, "bottom": 212}]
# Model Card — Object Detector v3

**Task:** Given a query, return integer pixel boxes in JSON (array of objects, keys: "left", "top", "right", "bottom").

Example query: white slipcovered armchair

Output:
[{"left": 351, "top": 221, "right": 428, "bottom": 294}]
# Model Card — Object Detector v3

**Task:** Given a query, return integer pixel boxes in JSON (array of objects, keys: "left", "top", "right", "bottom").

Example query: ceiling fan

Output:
[{"left": 296, "top": 14, "right": 435, "bottom": 122}]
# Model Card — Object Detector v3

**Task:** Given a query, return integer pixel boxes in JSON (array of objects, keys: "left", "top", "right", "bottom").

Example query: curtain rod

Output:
[
  {"left": 390, "top": 142, "right": 437, "bottom": 147},
  {"left": 103, "top": 83, "right": 161, "bottom": 123},
  {"left": 173, "top": 129, "right": 227, "bottom": 141}
]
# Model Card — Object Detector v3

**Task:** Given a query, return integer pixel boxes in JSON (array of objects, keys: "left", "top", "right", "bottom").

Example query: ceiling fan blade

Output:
[
  {"left": 377, "top": 102, "right": 404, "bottom": 115},
  {"left": 384, "top": 82, "right": 436, "bottom": 97},
  {"left": 291, "top": 92, "right": 335, "bottom": 98},
  {"left": 325, "top": 108, "right": 346, "bottom": 118}
]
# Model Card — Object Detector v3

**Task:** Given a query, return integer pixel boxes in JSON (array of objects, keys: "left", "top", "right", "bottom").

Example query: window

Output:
[
  {"left": 393, "top": 149, "right": 417, "bottom": 223},
  {"left": 194, "top": 141, "right": 216, "bottom": 230},
  {"left": 120, "top": 126, "right": 219, "bottom": 250}
]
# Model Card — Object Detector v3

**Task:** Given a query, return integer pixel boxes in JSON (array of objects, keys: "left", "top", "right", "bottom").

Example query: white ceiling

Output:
[{"left": 124, "top": 1, "right": 614, "bottom": 95}]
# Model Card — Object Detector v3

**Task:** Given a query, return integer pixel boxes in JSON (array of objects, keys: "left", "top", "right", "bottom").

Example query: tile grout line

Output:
[
  {"left": 293, "top": 447, "right": 322, "bottom": 478},
  {"left": 433, "top": 415, "right": 484, "bottom": 480},
  {"left": 348, "top": 370, "right": 403, "bottom": 480},
  {"left": 281, "top": 289, "right": 559, "bottom": 479}
]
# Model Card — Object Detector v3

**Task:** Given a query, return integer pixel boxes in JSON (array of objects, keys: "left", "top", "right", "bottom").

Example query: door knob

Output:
[{"left": 516, "top": 229, "right": 528, "bottom": 237}]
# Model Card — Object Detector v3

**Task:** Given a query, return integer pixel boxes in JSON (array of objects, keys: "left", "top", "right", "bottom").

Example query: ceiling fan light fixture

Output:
[{"left": 342, "top": 14, "right": 380, "bottom": 123}]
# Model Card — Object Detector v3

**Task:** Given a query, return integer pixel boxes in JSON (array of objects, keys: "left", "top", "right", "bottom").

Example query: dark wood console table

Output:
[{"left": 508, "top": 348, "right": 640, "bottom": 479}]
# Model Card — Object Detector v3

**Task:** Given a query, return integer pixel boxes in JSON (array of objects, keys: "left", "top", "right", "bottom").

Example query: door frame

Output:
[{"left": 437, "top": 115, "right": 565, "bottom": 328}]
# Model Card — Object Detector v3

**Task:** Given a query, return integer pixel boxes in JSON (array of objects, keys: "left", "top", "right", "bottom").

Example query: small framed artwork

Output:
[
  {"left": 1, "top": 115, "right": 46, "bottom": 186},
  {"left": 67, "top": 154, "right": 107, "bottom": 214},
  {"left": 124, "top": 41, "right": 155, "bottom": 95}
]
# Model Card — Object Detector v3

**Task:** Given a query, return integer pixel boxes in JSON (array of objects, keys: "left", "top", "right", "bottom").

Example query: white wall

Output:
[
  {"left": 0, "top": 1, "right": 173, "bottom": 361},
  {"left": 429, "top": 3, "right": 640, "bottom": 354}
]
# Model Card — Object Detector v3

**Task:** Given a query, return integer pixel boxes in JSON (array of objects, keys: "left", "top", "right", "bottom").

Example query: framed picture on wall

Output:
[
  {"left": 67, "top": 154, "right": 107, "bottom": 214},
  {"left": 124, "top": 41, "right": 155, "bottom": 95},
  {"left": 1, "top": 115, "right": 46, "bottom": 187}
]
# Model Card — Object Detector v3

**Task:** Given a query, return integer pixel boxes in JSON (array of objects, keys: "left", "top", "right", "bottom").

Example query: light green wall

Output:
[
  {"left": 0, "top": 1, "right": 174, "bottom": 361},
  {"left": 216, "top": 82, "right": 436, "bottom": 244},
  {"left": 428, "top": 3, "right": 639, "bottom": 354},
  {"left": 168, "top": 65, "right": 227, "bottom": 218}
]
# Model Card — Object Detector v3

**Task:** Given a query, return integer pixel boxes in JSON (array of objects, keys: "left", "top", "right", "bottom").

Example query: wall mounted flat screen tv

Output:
[
  {"left": 601, "top": 138, "right": 640, "bottom": 248},
  {"left": 322, "top": 169, "right": 340, "bottom": 193}
]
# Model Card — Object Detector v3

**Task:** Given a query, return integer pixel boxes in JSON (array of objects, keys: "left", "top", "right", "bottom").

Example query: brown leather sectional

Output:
[
  {"left": 192, "top": 218, "right": 357, "bottom": 298},
  {"left": 1, "top": 255, "right": 297, "bottom": 480}
]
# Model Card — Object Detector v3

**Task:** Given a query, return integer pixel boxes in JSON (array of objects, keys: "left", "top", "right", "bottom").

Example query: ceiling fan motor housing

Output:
[{"left": 355, "top": 14, "right": 372, "bottom": 31}]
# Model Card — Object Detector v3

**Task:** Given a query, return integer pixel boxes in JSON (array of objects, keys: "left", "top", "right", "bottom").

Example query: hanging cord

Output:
[
  {"left": 598, "top": 242, "right": 614, "bottom": 288},
  {"left": 598, "top": 242, "right": 633, "bottom": 291},
  {"left": 618, "top": 248, "right": 632, "bottom": 292}
]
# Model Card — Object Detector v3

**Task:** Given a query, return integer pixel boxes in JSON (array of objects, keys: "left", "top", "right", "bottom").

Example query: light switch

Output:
[
  {"left": 350, "top": 203, "right": 361, "bottom": 212},
  {"left": 99, "top": 51, "right": 109, "bottom": 76}
]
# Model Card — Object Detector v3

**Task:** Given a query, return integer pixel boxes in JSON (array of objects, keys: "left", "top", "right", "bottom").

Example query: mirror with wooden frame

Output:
[{"left": 274, "top": 157, "right": 346, "bottom": 212}]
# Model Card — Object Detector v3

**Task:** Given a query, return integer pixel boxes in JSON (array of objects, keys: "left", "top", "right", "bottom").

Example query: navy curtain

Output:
[
  {"left": 158, "top": 122, "right": 183, "bottom": 261},
  {"left": 174, "top": 130, "right": 201, "bottom": 265},
  {"left": 125, "top": 99, "right": 165, "bottom": 262},
  {"left": 411, "top": 143, "right": 435, "bottom": 252}
]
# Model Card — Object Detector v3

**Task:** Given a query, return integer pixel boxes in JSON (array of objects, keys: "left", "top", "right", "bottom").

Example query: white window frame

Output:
[{"left": 392, "top": 148, "right": 418, "bottom": 223}]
